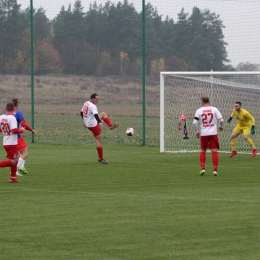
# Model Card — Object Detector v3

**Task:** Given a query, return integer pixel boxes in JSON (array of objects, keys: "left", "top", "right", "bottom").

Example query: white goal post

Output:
[{"left": 160, "top": 71, "right": 260, "bottom": 153}]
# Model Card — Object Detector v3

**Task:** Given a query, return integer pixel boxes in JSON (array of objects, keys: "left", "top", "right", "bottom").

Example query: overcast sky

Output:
[{"left": 17, "top": 0, "right": 260, "bottom": 67}]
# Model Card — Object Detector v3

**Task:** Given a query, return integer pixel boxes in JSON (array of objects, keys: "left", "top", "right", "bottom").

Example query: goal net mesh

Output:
[{"left": 162, "top": 73, "right": 260, "bottom": 153}]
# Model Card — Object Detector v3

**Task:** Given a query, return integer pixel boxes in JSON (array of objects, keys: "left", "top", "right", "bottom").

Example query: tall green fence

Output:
[{"left": 1, "top": 0, "right": 260, "bottom": 146}]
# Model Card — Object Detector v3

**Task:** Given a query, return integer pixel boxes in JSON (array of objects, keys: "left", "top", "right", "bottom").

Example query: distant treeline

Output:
[{"left": 0, "top": 0, "right": 235, "bottom": 76}]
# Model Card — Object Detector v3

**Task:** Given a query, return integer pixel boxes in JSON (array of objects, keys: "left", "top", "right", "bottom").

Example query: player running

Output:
[
  {"left": 0, "top": 102, "right": 25, "bottom": 183},
  {"left": 12, "top": 98, "right": 37, "bottom": 176},
  {"left": 227, "top": 101, "right": 257, "bottom": 157},
  {"left": 193, "top": 96, "right": 224, "bottom": 176}
]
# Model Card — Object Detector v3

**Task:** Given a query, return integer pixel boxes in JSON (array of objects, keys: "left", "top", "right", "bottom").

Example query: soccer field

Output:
[{"left": 1, "top": 144, "right": 260, "bottom": 260}]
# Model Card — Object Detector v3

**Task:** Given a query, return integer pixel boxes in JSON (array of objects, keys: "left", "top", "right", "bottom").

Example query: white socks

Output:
[{"left": 17, "top": 158, "right": 25, "bottom": 169}]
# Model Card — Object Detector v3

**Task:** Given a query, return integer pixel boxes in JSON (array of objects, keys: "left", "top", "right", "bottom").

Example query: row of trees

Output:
[{"left": 0, "top": 0, "right": 246, "bottom": 76}]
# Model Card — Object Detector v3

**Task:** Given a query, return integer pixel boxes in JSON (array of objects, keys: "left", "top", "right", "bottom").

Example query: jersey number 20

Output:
[{"left": 1, "top": 122, "right": 11, "bottom": 135}]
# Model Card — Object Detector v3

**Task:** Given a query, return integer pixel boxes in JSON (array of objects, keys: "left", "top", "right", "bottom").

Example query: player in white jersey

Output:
[
  {"left": 193, "top": 96, "right": 224, "bottom": 176},
  {"left": 0, "top": 102, "right": 25, "bottom": 183},
  {"left": 81, "top": 93, "right": 120, "bottom": 164}
]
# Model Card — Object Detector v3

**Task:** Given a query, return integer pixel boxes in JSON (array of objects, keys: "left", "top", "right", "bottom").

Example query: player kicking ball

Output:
[
  {"left": 227, "top": 101, "right": 257, "bottom": 157},
  {"left": 81, "top": 93, "right": 120, "bottom": 164}
]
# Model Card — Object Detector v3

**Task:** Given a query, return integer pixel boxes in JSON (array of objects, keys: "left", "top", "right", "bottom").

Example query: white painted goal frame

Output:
[{"left": 160, "top": 71, "right": 260, "bottom": 153}]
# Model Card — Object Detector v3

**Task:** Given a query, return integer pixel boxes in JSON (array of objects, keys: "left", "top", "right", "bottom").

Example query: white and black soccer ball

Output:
[{"left": 126, "top": 127, "right": 134, "bottom": 136}]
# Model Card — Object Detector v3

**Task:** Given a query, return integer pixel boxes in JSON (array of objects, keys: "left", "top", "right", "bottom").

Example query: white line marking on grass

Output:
[{"left": 23, "top": 188, "right": 260, "bottom": 204}]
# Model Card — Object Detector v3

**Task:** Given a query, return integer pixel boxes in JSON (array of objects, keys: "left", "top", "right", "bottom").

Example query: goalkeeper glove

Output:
[
  {"left": 250, "top": 126, "right": 255, "bottom": 135},
  {"left": 227, "top": 117, "right": 232, "bottom": 124}
]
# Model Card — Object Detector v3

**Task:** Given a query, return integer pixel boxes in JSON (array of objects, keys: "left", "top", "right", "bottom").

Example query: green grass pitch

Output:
[{"left": 1, "top": 144, "right": 260, "bottom": 260}]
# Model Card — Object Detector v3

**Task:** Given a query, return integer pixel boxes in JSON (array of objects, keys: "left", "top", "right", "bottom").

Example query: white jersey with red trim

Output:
[
  {"left": 81, "top": 101, "right": 99, "bottom": 127},
  {"left": 0, "top": 114, "right": 18, "bottom": 145},
  {"left": 194, "top": 106, "right": 223, "bottom": 136}
]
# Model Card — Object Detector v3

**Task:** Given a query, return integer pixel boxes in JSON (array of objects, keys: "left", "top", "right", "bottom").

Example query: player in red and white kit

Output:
[
  {"left": 0, "top": 102, "right": 25, "bottom": 183},
  {"left": 81, "top": 93, "right": 120, "bottom": 164},
  {"left": 193, "top": 96, "right": 224, "bottom": 176}
]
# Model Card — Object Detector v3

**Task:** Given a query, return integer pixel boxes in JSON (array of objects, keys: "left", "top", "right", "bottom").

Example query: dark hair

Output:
[
  {"left": 90, "top": 93, "right": 98, "bottom": 99},
  {"left": 235, "top": 101, "right": 241, "bottom": 106},
  {"left": 12, "top": 98, "right": 18, "bottom": 106},
  {"left": 6, "top": 102, "right": 14, "bottom": 112},
  {"left": 201, "top": 96, "right": 210, "bottom": 103}
]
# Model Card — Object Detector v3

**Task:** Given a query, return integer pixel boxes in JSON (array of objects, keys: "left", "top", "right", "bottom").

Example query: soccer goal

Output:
[{"left": 160, "top": 71, "right": 260, "bottom": 153}]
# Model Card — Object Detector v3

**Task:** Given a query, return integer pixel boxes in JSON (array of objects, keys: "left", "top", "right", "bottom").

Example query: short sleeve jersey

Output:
[
  {"left": 81, "top": 101, "right": 99, "bottom": 127},
  {"left": 194, "top": 106, "right": 223, "bottom": 136},
  {"left": 13, "top": 109, "right": 24, "bottom": 138},
  {"left": 0, "top": 114, "right": 18, "bottom": 145},
  {"left": 231, "top": 108, "right": 253, "bottom": 127}
]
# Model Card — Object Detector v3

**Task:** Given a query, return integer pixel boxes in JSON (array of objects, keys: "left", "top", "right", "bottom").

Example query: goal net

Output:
[{"left": 160, "top": 71, "right": 260, "bottom": 153}]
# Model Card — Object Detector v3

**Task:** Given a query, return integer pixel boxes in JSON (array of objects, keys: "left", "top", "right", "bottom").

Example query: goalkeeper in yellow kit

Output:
[{"left": 227, "top": 101, "right": 257, "bottom": 157}]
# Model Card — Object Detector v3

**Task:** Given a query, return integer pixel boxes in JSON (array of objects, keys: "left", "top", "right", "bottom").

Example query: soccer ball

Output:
[{"left": 126, "top": 127, "right": 134, "bottom": 136}]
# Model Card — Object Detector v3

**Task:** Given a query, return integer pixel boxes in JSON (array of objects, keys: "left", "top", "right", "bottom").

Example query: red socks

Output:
[
  {"left": 212, "top": 151, "right": 218, "bottom": 171},
  {"left": 97, "top": 147, "right": 103, "bottom": 160},
  {"left": 10, "top": 164, "right": 18, "bottom": 178},
  {"left": 103, "top": 117, "right": 112, "bottom": 127},
  {"left": 0, "top": 160, "right": 17, "bottom": 179},
  {"left": 200, "top": 152, "right": 218, "bottom": 171},
  {"left": 200, "top": 152, "right": 206, "bottom": 169},
  {"left": 0, "top": 160, "right": 13, "bottom": 167}
]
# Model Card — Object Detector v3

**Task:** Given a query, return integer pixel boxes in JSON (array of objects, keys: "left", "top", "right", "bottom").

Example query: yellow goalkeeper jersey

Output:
[{"left": 231, "top": 108, "right": 255, "bottom": 127}]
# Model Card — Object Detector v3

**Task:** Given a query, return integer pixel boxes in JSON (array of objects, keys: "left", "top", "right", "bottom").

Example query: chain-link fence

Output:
[{"left": 1, "top": 0, "right": 260, "bottom": 146}]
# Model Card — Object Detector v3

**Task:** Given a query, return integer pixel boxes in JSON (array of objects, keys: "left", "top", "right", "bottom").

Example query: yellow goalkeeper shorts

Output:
[{"left": 233, "top": 125, "right": 251, "bottom": 135}]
